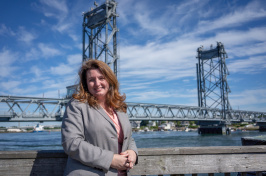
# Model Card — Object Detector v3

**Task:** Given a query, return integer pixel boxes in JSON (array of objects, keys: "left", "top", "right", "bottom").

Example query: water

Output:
[
  {"left": 0, "top": 130, "right": 265, "bottom": 151},
  {"left": 0, "top": 131, "right": 62, "bottom": 151},
  {"left": 134, "top": 130, "right": 265, "bottom": 148}
]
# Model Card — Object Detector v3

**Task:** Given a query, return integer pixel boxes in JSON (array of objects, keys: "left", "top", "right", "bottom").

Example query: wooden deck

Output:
[{"left": 0, "top": 146, "right": 266, "bottom": 176}]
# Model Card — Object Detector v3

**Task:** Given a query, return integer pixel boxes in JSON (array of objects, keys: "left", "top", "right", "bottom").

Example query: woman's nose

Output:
[{"left": 95, "top": 78, "right": 100, "bottom": 86}]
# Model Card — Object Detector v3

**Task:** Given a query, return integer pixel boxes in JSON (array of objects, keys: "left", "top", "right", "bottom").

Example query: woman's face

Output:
[{"left": 86, "top": 68, "right": 110, "bottom": 102}]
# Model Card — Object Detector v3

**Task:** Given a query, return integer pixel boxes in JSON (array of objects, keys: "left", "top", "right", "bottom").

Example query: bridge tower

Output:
[
  {"left": 196, "top": 42, "right": 232, "bottom": 129},
  {"left": 82, "top": 0, "right": 119, "bottom": 76}
]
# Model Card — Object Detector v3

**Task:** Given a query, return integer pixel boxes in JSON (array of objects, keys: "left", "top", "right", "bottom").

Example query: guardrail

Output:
[{"left": 0, "top": 146, "right": 265, "bottom": 176}]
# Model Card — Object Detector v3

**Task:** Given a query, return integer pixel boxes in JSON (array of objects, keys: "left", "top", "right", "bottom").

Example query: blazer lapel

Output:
[
  {"left": 95, "top": 107, "right": 116, "bottom": 131},
  {"left": 116, "top": 111, "right": 127, "bottom": 137}
]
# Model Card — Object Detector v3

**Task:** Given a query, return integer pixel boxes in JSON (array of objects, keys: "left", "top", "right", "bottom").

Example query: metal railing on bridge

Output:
[
  {"left": 0, "top": 96, "right": 68, "bottom": 122},
  {"left": 0, "top": 95, "right": 266, "bottom": 123},
  {"left": 126, "top": 103, "right": 266, "bottom": 123}
]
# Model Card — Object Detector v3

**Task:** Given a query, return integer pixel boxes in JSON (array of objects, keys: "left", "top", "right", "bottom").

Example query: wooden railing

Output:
[{"left": 0, "top": 146, "right": 265, "bottom": 176}]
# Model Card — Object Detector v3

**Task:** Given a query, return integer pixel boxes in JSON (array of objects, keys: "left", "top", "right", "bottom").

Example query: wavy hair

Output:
[{"left": 73, "top": 59, "right": 127, "bottom": 113}]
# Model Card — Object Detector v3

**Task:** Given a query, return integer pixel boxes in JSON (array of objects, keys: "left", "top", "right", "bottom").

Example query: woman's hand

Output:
[
  {"left": 120, "top": 150, "right": 137, "bottom": 169},
  {"left": 111, "top": 150, "right": 137, "bottom": 170},
  {"left": 110, "top": 153, "right": 129, "bottom": 170}
]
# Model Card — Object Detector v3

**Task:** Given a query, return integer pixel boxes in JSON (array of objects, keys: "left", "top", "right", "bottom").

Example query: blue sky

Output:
[{"left": 0, "top": 0, "right": 266, "bottom": 113}]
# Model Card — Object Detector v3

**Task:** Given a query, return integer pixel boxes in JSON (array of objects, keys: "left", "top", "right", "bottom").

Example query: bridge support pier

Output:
[{"left": 197, "top": 122, "right": 230, "bottom": 135}]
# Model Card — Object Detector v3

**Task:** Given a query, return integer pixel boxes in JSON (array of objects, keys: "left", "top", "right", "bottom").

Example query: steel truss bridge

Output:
[{"left": 1, "top": 95, "right": 266, "bottom": 124}]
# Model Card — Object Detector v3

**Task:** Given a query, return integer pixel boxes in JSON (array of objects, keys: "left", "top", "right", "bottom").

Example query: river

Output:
[{"left": 0, "top": 130, "right": 265, "bottom": 151}]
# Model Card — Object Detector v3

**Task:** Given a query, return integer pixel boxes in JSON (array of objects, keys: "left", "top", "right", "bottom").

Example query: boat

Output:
[
  {"left": 144, "top": 127, "right": 150, "bottom": 132},
  {"left": 185, "top": 127, "right": 190, "bottom": 132},
  {"left": 241, "top": 135, "right": 266, "bottom": 146},
  {"left": 33, "top": 124, "right": 44, "bottom": 132}
]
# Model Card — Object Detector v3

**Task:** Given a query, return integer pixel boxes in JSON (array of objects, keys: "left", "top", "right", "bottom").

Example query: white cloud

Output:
[
  {"left": 196, "top": 1, "right": 266, "bottom": 34},
  {"left": 127, "top": 90, "right": 173, "bottom": 102},
  {"left": 69, "top": 33, "right": 79, "bottom": 42},
  {"left": 67, "top": 54, "right": 82, "bottom": 65},
  {"left": 54, "top": 23, "right": 72, "bottom": 33},
  {"left": 126, "top": 88, "right": 197, "bottom": 104},
  {"left": 230, "top": 89, "right": 266, "bottom": 111},
  {"left": 39, "top": 0, "right": 68, "bottom": 19},
  {"left": 119, "top": 37, "right": 203, "bottom": 82},
  {"left": 228, "top": 55, "right": 266, "bottom": 74},
  {"left": 213, "top": 27, "right": 266, "bottom": 47},
  {"left": 0, "top": 81, "right": 21, "bottom": 91},
  {"left": 25, "top": 48, "right": 39, "bottom": 61},
  {"left": 17, "top": 26, "right": 37, "bottom": 44},
  {"left": 1, "top": 25, "right": 37, "bottom": 44},
  {"left": 0, "top": 48, "right": 18, "bottom": 78},
  {"left": 227, "top": 42, "right": 266, "bottom": 57},
  {"left": 121, "top": 79, "right": 165, "bottom": 91},
  {"left": 38, "top": 43, "right": 62, "bottom": 58},
  {"left": 37, "top": 0, "right": 81, "bottom": 42},
  {"left": 50, "top": 53, "right": 82, "bottom": 76},
  {"left": 118, "top": 0, "right": 176, "bottom": 38},
  {"left": 24, "top": 43, "right": 63, "bottom": 61},
  {"left": 119, "top": 24, "right": 266, "bottom": 83},
  {"left": 42, "top": 89, "right": 66, "bottom": 98},
  {"left": 30, "top": 66, "right": 43, "bottom": 78},
  {"left": 50, "top": 64, "right": 75, "bottom": 75},
  {"left": 134, "top": 10, "right": 168, "bottom": 36},
  {"left": 0, "top": 24, "right": 15, "bottom": 36}
]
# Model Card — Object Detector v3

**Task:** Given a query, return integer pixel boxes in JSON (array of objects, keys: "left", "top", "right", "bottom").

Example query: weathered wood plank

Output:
[
  {"left": 0, "top": 146, "right": 265, "bottom": 176},
  {"left": 130, "top": 153, "right": 266, "bottom": 175},
  {"left": 0, "top": 158, "right": 67, "bottom": 176},
  {"left": 0, "top": 150, "right": 67, "bottom": 159},
  {"left": 138, "top": 146, "right": 266, "bottom": 155},
  {"left": 1, "top": 146, "right": 265, "bottom": 158}
]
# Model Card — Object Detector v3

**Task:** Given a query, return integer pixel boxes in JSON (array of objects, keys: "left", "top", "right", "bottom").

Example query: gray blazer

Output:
[{"left": 61, "top": 98, "right": 138, "bottom": 176}]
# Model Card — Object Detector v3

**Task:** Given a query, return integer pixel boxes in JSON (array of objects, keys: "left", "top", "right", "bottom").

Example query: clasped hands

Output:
[{"left": 111, "top": 150, "right": 137, "bottom": 170}]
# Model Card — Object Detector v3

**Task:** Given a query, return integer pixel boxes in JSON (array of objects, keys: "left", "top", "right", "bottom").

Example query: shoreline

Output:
[
  {"left": 0, "top": 128, "right": 61, "bottom": 133},
  {"left": 0, "top": 126, "right": 260, "bottom": 133}
]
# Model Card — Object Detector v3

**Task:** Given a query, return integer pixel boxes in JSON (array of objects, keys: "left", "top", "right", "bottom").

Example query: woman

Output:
[{"left": 61, "top": 59, "right": 138, "bottom": 176}]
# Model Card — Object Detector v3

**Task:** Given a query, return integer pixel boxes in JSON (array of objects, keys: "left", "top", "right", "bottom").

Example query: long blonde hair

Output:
[{"left": 73, "top": 59, "right": 127, "bottom": 113}]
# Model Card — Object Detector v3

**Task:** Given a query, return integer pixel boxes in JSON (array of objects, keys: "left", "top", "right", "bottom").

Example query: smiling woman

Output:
[
  {"left": 61, "top": 59, "right": 138, "bottom": 176},
  {"left": 86, "top": 68, "right": 110, "bottom": 103}
]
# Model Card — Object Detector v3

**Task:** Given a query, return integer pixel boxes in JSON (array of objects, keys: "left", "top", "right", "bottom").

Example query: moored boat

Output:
[{"left": 33, "top": 124, "right": 44, "bottom": 132}]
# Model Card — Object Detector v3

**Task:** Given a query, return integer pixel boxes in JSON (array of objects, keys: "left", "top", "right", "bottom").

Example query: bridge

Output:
[{"left": 1, "top": 95, "right": 266, "bottom": 124}]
